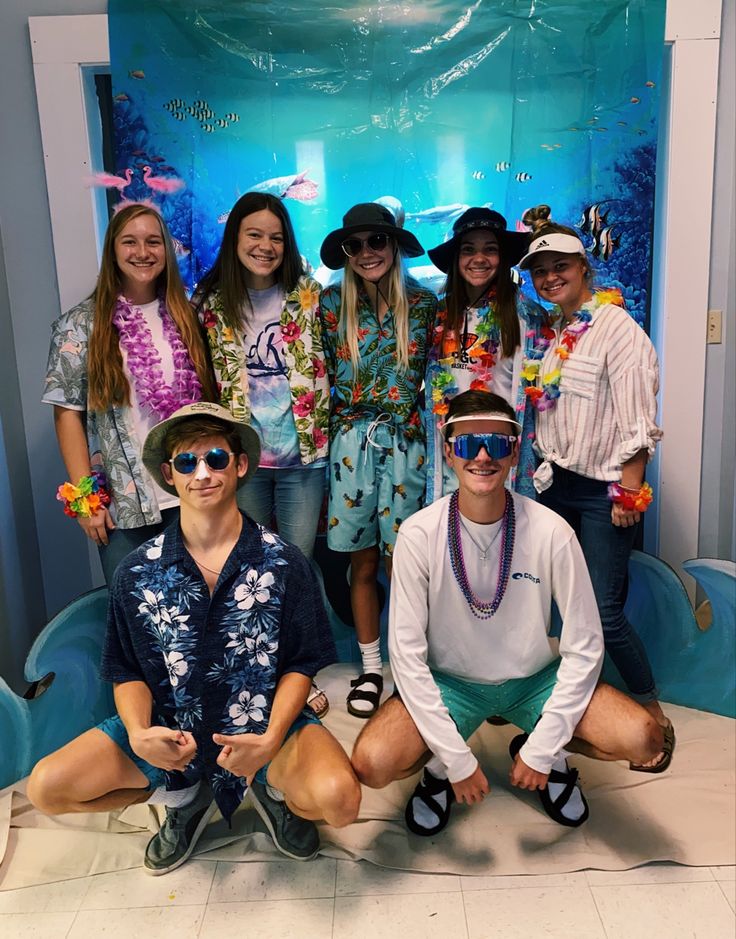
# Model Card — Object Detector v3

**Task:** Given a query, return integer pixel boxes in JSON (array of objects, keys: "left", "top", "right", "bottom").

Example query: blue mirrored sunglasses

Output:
[
  {"left": 170, "top": 448, "right": 234, "bottom": 474},
  {"left": 448, "top": 433, "right": 517, "bottom": 460}
]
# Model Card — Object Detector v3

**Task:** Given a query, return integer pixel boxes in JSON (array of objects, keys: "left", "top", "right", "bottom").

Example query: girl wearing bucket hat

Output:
[
  {"left": 319, "top": 203, "right": 437, "bottom": 718},
  {"left": 43, "top": 203, "right": 217, "bottom": 583},
  {"left": 519, "top": 204, "right": 673, "bottom": 773},
  {"left": 425, "top": 207, "right": 546, "bottom": 503}
]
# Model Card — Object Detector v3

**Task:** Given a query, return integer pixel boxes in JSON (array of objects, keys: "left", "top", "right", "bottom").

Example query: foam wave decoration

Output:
[{"left": 0, "top": 588, "right": 114, "bottom": 790}]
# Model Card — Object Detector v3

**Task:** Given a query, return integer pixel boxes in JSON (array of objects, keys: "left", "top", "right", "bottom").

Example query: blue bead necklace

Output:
[{"left": 448, "top": 489, "right": 515, "bottom": 619}]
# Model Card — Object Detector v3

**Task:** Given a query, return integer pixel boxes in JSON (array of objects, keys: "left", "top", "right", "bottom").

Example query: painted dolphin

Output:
[
  {"left": 251, "top": 170, "right": 318, "bottom": 202},
  {"left": 405, "top": 203, "right": 468, "bottom": 225}
]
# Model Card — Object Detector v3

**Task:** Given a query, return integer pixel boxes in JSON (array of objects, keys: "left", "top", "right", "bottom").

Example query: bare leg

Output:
[
  {"left": 266, "top": 724, "right": 361, "bottom": 827},
  {"left": 569, "top": 683, "right": 664, "bottom": 765},
  {"left": 351, "top": 696, "right": 430, "bottom": 788},
  {"left": 350, "top": 545, "right": 381, "bottom": 644},
  {"left": 27, "top": 728, "right": 151, "bottom": 814}
]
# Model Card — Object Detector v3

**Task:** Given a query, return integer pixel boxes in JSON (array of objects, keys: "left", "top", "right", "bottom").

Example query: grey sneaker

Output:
[
  {"left": 249, "top": 779, "right": 319, "bottom": 860},
  {"left": 143, "top": 782, "right": 218, "bottom": 875}
]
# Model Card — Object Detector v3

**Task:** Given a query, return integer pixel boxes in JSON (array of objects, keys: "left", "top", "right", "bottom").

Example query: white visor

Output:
[
  {"left": 443, "top": 411, "right": 522, "bottom": 436},
  {"left": 518, "top": 232, "right": 586, "bottom": 270}
]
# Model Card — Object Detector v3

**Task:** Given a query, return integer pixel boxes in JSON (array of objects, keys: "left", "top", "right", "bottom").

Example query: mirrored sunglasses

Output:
[
  {"left": 170, "top": 448, "right": 235, "bottom": 474},
  {"left": 341, "top": 233, "right": 390, "bottom": 257},
  {"left": 448, "top": 433, "right": 517, "bottom": 460}
]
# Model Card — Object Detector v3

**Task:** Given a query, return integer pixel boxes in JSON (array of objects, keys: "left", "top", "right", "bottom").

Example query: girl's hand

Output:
[
  {"left": 611, "top": 502, "right": 640, "bottom": 528},
  {"left": 77, "top": 507, "right": 116, "bottom": 545}
]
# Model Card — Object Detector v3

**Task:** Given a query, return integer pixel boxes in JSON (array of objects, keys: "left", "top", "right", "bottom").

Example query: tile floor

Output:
[{"left": 0, "top": 860, "right": 733, "bottom": 938}]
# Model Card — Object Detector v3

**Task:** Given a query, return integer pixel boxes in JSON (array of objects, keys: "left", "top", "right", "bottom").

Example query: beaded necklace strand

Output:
[{"left": 447, "top": 489, "right": 515, "bottom": 619}]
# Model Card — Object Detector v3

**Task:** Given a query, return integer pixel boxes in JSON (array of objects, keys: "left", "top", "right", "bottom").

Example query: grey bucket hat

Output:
[{"left": 142, "top": 402, "right": 261, "bottom": 495}]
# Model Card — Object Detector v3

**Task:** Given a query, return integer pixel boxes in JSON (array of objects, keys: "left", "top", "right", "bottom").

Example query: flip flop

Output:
[
  {"left": 509, "top": 733, "right": 589, "bottom": 828},
  {"left": 630, "top": 720, "right": 675, "bottom": 773},
  {"left": 405, "top": 769, "right": 455, "bottom": 836},
  {"left": 306, "top": 681, "right": 329, "bottom": 719},
  {"left": 346, "top": 672, "right": 383, "bottom": 718}
]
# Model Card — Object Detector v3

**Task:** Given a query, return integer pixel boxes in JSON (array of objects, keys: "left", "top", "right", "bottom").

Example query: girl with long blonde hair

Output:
[
  {"left": 319, "top": 202, "right": 437, "bottom": 718},
  {"left": 43, "top": 203, "right": 216, "bottom": 581}
]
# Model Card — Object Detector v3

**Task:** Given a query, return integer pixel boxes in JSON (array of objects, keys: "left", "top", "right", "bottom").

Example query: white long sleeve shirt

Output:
[{"left": 388, "top": 493, "right": 604, "bottom": 782}]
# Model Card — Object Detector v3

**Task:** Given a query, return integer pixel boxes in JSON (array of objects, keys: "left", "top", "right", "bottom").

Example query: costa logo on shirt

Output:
[{"left": 512, "top": 571, "right": 541, "bottom": 584}]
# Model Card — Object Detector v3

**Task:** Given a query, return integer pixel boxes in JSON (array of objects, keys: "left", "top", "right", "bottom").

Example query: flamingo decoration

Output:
[
  {"left": 83, "top": 168, "right": 133, "bottom": 191},
  {"left": 142, "top": 165, "right": 186, "bottom": 194}
]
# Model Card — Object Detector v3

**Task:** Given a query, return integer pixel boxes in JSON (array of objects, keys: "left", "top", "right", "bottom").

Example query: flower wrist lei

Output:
[
  {"left": 607, "top": 481, "right": 653, "bottom": 512},
  {"left": 57, "top": 471, "right": 111, "bottom": 518}
]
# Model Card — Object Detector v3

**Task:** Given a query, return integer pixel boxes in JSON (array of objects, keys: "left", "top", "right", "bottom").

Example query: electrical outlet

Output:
[{"left": 707, "top": 309, "right": 722, "bottom": 344}]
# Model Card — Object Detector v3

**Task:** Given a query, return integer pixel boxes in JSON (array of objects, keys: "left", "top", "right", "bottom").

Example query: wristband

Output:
[
  {"left": 57, "top": 471, "right": 111, "bottom": 518},
  {"left": 607, "top": 481, "right": 653, "bottom": 513}
]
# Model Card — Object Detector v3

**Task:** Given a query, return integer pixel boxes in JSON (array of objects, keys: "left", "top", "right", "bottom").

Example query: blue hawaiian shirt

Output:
[{"left": 100, "top": 513, "right": 336, "bottom": 821}]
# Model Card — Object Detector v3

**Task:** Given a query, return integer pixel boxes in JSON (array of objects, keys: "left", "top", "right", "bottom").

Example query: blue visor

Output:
[{"left": 449, "top": 433, "right": 517, "bottom": 460}]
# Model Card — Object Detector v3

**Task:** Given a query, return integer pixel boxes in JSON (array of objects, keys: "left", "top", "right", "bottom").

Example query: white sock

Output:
[
  {"left": 426, "top": 755, "right": 446, "bottom": 777},
  {"left": 358, "top": 639, "right": 382, "bottom": 674},
  {"left": 547, "top": 754, "right": 585, "bottom": 821},
  {"left": 410, "top": 765, "right": 449, "bottom": 830},
  {"left": 265, "top": 782, "right": 285, "bottom": 802},
  {"left": 147, "top": 781, "right": 200, "bottom": 807}
]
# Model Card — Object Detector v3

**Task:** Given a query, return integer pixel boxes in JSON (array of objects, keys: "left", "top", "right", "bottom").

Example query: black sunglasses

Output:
[
  {"left": 341, "top": 233, "right": 391, "bottom": 257},
  {"left": 170, "top": 448, "right": 235, "bottom": 474}
]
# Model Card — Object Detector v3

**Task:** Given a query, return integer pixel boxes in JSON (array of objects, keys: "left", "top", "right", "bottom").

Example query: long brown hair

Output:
[
  {"left": 194, "top": 192, "right": 304, "bottom": 333},
  {"left": 522, "top": 204, "right": 594, "bottom": 282},
  {"left": 88, "top": 204, "right": 216, "bottom": 410},
  {"left": 442, "top": 231, "right": 521, "bottom": 358}
]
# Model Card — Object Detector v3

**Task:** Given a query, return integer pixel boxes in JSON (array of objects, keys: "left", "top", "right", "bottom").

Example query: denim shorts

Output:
[
  {"left": 97, "top": 710, "right": 321, "bottom": 788},
  {"left": 430, "top": 659, "right": 561, "bottom": 740}
]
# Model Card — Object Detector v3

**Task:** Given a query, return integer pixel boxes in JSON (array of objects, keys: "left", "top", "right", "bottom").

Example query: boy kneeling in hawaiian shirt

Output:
[{"left": 28, "top": 402, "right": 360, "bottom": 874}]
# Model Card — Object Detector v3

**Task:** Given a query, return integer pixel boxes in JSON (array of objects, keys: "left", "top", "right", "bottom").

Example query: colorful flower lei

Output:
[
  {"left": 430, "top": 290, "right": 500, "bottom": 416},
  {"left": 607, "top": 481, "right": 654, "bottom": 512},
  {"left": 57, "top": 471, "right": 111, "bottom": 518},
  {"left": 113, "top": 294, "right": 203, "bottom": 422},
  {"left": 522, "top": 288, "right": 625, "bottom": 412}
]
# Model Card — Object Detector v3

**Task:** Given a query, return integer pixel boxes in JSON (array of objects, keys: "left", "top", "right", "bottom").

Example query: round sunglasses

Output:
[
  {"left": 170, "top": 448, "right": 235, "bottom": 474},
  {"left": 447, "top": 433, "right": 517, "bottom": 460},
  {"left": 341, "top": 233, "right": 391, "bottom": 257}
]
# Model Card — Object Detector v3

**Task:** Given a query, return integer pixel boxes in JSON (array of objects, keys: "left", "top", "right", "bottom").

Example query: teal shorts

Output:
[
  {"left": 430, "top": 659, "right": 561, "bottom": 741},
  {"left": 97, "top": 710, "right": 320, "bottom": 789},
  {"left": 327, "top": 416, "right": 426, "bottom": 556}
]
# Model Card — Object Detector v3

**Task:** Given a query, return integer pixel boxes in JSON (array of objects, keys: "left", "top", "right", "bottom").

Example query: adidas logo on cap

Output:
[{"left": 535, "top": 238, "right": 549, "bottom": 248}]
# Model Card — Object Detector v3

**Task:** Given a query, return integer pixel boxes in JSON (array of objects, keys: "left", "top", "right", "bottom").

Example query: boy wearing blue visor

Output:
[{"left": 351, "top": 389, "right": 664, "bottom": 835}]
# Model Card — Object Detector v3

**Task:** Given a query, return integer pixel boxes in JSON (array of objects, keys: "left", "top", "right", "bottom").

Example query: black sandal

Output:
[
  {"left": 509, "top": 733, "right": 589, "bottom": 828},
  {"left": 346, "top": 672, "right": 383, "bottom": 718},
  {"left": 405, "top": 769, "right": 455, "bottom": 836},
  {"left": 630, "top": 720, "right": 675, "bottom": 774}
]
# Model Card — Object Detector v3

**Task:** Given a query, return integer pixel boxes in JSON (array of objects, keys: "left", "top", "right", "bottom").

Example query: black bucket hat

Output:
[
  {"left": 427, "top": 208, "right": 529, "bottom": 273},
  {"left": 320, "top": 202, "right": 424, "bottom": 270}
]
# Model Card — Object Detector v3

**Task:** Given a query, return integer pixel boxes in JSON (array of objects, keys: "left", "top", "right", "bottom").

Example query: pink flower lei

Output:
[{"left": 113, "top": 294, "right": 203, "bottom": 422}]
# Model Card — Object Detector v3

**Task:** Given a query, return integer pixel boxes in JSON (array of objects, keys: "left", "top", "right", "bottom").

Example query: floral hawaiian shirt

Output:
[
  {"left": 198, "top": 276, "right": 330, "bottom": 463},
  {"left": 100, "top": 513, "right": 336, "bottom": 821},
  {"left": 319, "top": 279, "right": 437, "bottom": 442}
]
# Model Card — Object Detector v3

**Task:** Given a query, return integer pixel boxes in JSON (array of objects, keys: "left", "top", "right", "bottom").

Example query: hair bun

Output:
[{"left": 522, "top": 204, "right": 552, "bottom": 233}]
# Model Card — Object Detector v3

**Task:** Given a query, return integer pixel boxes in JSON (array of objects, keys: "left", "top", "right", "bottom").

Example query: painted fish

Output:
[
  {"left": 592, "top": 225, "right": 620, "bottom": 261},
  {"left": 113, "top": 93, "right": 129, "bottom": 102},
  {"left": 495, "top": 161, "right": 511, "bottom": 172},
  {"left": 193, "top": 100, "right": 208, "bottom": 108},
  {"left": 251, "top": 170, "right": 318, "bottom": 202},
  {"left": 128, "top": 70, "right": 145, "bottom": 80},
  {"left": 164, "top": 100, "right": 186, "bottom": 111},
  {"left": 630, "top": 96, "right": 640, "bottom": 104},
  {"left": 215, "top": 119, "right": 229, "bottom": 128},
  {"left": 514, "top": 172, "right": 533, "bottom": 182},
  {"left": 224, "top": 113, "right": 240, "bottom": 123},
  {"left": 172, "top": 113, "right": 186, "bottom": 122},
  {"left": 471, "top": 170, "right": 485, "bottom": 180},
  {"left": 201, "top": 124, "right": 215, "bottom": 133},
  {"left": 645, "top": 81, "right": 656, "bottom": 88},
  {"left": 579, "top": 202, "right": 609, "bottom": 237},
  {"left": 171, "top": 238, "right": 190, "bottom": 258}
]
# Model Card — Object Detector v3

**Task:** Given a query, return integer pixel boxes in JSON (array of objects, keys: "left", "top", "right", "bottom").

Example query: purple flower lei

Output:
[{"left": 113, "top": 294, "right": 203, "bottom": 422}]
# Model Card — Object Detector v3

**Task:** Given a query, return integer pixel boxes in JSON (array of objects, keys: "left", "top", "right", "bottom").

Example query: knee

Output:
[
  {"left": 628, "top": 713, "right": 663, "bottom": 764},
  {"left": 27, "top": 757, "right": 66, "bottom": 815},
  {"left": 315, "top": 772, "right": 362, "bottom": 828},
  {"left": 351, "top": 741, "right": 394, "bottom": 790}
]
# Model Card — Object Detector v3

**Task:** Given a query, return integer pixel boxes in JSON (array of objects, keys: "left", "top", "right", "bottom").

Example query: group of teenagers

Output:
[{"left": 27, "top": 191, "right": 673, "bottom": 874}]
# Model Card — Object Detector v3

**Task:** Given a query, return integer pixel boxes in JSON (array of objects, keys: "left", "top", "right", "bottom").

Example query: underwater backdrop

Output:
[{"left": 106, "top": 0, "right": 666, "bottom": 326}]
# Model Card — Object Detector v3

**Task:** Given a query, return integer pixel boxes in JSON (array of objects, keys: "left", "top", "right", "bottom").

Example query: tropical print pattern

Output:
[
  {"left": 199, "top": 275, "right": 330, "bottom": 463},
  {"left": 43, "top": 298, "right": 184, "bottom": 529},
  {"left": 319, "top": 281, "right": 437, "bottom": 443},
  {"left": 425, "top": 291, "right": 547, "bottom": 501},
  {"left": 101, "top": 516, "right": 335, "bottom": 820}
]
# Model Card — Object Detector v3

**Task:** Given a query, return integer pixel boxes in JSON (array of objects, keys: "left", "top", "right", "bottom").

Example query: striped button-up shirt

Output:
[{"left": 533, "top": 302, "right": 662, "bottom": 491}]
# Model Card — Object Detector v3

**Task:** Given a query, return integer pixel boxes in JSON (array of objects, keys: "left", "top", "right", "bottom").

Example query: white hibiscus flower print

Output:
[
  {"left": 244, "top": 631, "right": 278, "bottom": 667},
  {"left": 138, "top": 589, "right": 190, "bottom": 632},
  {"left": 234, "top": 570, "right": 275, "bottom": 610},
  {"left": 260, "top": 528, "right": 277, "bottom": 545},
  {"left": 164, "top": 650, "right": 188, "bottom": 687},
  {"left": 228, "top": 689, "right": 268, "bottom": 726},
  {"left": 146, "top": 533, "right": 165, "bottom": 560}
]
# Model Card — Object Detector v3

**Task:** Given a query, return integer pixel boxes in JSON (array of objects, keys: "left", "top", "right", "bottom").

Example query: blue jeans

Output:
[
  {"left": 98, "top": 507, "right": 179, "bottom": 584},
  {"left": 237, "top": 465, "right": 326, "bottom": 559},
  {"left": 538, "top": 465, "right": 658, "bottom": 702}
]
